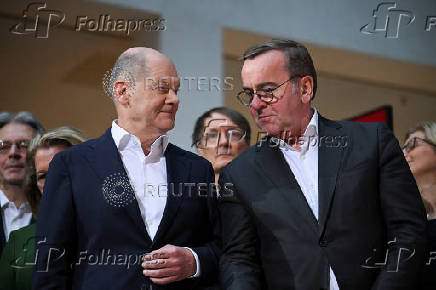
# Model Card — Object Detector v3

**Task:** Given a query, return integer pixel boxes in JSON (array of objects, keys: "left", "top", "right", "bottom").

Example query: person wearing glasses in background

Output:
[
  {"left": 403, "top": 121, "right": 436, "bottom": 290},
  {"left": 192, "top": 107, "right": 250, "bottom": 184},
  {"left": 0, "top": 126, "right": 87, "bottom": 290},
  {"left": 218, "top": 39, "right": 428, "bottom": 290},
  {"left": 0, "top": 112, "right": 45, "bottom": 255}
]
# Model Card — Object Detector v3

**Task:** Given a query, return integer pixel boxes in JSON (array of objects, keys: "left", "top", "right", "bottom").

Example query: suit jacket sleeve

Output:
[
  {"left": 372, "top": 123, "right": 428, "bottom": 289},
  {"left": 191, "top": 163, "right": 221, "bottom": 284},
  {"left": 218, "top": 168, "right": 263, "bottom": 290},
  {"left": 32, "top": 153, "right": 76, "bottom": 290}
]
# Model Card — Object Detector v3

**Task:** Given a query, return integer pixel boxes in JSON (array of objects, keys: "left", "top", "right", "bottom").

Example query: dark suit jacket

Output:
[
  {"left": 0, "top": 223, "right": 36, "bottom": 290},
  {"left": 32, "top": 129, "right": 220, "bottom": 290},
  {"left": 0, "top": 212, "right": 5, "bottom": 255},
  {"left": 218, "top": 116, "right": 428, "bottom": 290}
]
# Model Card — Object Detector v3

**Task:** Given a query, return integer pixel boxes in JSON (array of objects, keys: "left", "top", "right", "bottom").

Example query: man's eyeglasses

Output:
[
  {"left": 402, "top": 137, "right": 436, "bottom": 153},
  {"left": 236, "top": 76, "right": 301, "bottom": 107},
  {"left": 0, "top": 140, "right": 30, "bottom": 154},
  {"left": 199, "top": 128, "right": 245, "bottom": 148}
]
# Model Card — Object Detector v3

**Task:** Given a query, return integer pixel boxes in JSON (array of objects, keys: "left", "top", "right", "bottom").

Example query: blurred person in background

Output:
[
  {"left": 403, "top": 121, "right": 436, "bottom": 289},
  {"left": 0, "top": 112, "right": 44, "bottom": 255},
  {"left": 0, "top": 126, "right": 87, "bottom": 290},
  {"left": 192, "top": 107, "right": 250, "bottom": 184}
]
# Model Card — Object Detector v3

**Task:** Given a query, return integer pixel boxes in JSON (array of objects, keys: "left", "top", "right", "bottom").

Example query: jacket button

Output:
[{"left": 319, "top": 239, "right": 328, "bottom": 247}]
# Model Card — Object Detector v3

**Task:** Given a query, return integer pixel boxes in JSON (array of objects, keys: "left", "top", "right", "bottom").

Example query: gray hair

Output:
[
  {"left": 108, "top": 49, "right": 149, "bottom": 99},
  {"left": 0, "top": 111, "right": 45, "bottom": 136},
  {"left": 405, "top": 121, "right": 436, "bottom": 145}
]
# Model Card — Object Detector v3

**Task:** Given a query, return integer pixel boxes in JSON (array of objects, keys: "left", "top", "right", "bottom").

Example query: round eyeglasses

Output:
[{"left": 236, "top": 76, "right": 301, "bottom": 107}]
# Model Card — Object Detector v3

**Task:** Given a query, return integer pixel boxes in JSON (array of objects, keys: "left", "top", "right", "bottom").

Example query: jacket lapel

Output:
[
  {"left": 86, "top": 129, "right": 152, "bottom": 244},
  {"left": 317, "top": 116, "right": 345, "bottom": 238},
  {"left": 152, "top": 144, "right": 190, "bottom": 244},
  {"left": 254, "top": 139, "right": 319, "bottom": 235}
]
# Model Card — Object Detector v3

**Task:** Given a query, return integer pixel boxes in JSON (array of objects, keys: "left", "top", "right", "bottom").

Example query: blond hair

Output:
[
  {"left": 25, "top": 126, "right": 88, "bottom": 216},
  {"left": 405, "top": 121, "right": 436, "bottom": 145}
]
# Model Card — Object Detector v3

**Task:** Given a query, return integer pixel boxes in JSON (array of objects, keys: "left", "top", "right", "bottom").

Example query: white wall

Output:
[{"left": 94, "top": 0, "right": 436, "bottom": 149}]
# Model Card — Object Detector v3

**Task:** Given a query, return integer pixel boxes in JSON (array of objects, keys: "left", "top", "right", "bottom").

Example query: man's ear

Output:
[
  {"left": 299, "top": 76, "right": 314, "bottom": 104},
  {"left": 113, "top": 81, "right": 131, "bottom": 106}
]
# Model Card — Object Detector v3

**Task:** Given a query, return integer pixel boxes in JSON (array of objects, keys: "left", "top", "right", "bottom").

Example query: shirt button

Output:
[
  {"left": 301, "top": 155, "right": 306, "bottom": 160},
  {"left": 134, "top": 141, "right": 138, "bottom": 145}
]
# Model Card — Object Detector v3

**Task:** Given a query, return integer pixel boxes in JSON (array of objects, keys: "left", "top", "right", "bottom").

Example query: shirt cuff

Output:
[{"left": 184, "top": 247, "right": 200, "bottom": 278}]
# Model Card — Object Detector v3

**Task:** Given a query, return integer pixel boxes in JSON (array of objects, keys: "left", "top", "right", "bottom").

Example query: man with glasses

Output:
[
  {"left": 218, "top": 39, "right": 428, "bottom": 290},
  {"left": 0, "top": 111, "right": 45, "bottom": 254},
  {"left": 192, "top": 107, "right": 250, "bottom": 184}
]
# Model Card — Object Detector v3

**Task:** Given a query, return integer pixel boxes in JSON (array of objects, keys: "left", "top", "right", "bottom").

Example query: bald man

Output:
[{"left": 33, "top": 48, "right": 220, "bottom": 290}]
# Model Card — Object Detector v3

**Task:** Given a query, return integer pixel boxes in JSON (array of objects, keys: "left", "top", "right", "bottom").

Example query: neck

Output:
[
  {"left": 283, "top": 108, "right": 314, "bottom": 148},
  {"left": 118, "top": 118, "right": 165, "bottom": 155},
  {"left": 415, "top": 171, "right": 436, "bottom": 220},
  {"left": 1, "top": 182, "right": 27, "bottom": 208}
]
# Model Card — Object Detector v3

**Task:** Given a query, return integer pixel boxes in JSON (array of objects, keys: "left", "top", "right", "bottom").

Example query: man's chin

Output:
[{"left": 3, "top": 177, "right": 24, "bottom": 186}]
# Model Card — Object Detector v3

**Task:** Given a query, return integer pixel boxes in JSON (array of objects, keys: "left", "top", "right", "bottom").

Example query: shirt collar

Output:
[
  {"left": 305, "top": 107, "right": 318, "bottom": 137},
  {"left": 111, "top": 120, "right": 169, "bottom": 157},
  {"left": 0, "top": 189, "right": 31, "bottom": 210},
  {"left": 0, "top": 189, "right": 8, "bottom": 209}
]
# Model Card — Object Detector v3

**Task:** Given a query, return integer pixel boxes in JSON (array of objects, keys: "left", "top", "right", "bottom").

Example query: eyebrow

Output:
[
  {"left": 242, "top": 81, "right": 279, "bottom": 91},
  {"left": 204, "top": 125, "right": 239, "bottom": 131}
]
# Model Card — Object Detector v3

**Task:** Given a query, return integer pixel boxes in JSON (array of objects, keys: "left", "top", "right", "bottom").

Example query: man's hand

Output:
[{"left": 142, "top": 244, "right": 197, "bottom": 285}]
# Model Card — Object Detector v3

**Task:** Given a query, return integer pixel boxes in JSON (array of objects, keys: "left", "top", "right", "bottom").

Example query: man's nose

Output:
[
  {"left": 8, "top": 144, "right": 22, "bottom": 158},
  {"left": 166, "top": 89, "right": 179, "bottom": 104},
  {"left": 250, "top": 94, "right": 266, "bottom": 111}
]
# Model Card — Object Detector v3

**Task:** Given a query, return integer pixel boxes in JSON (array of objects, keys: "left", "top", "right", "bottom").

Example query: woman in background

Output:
[
  {"left": 0, "top": 126, "right": 87, "bottom": 290},
  {"left": 403, "top": 121, "right": 436, "bottom": 289}
]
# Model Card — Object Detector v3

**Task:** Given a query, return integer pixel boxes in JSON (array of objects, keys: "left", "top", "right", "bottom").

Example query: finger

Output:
[
  {"left": 146, "top": 247, "right": 172, "bottom": 260},
  {"left": 143, "top": 267, "right": 176, "bottom": 278},
  {"left": 142, "top": 259, "right": 167, "bottom": 269},
  {"left": 150, "top": 276, "right": 178, "bottom": 285}
]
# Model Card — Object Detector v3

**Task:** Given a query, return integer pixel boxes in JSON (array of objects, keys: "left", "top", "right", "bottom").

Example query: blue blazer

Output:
[{"left": 32, "top": 129, "right": 220, "bottom": 290}]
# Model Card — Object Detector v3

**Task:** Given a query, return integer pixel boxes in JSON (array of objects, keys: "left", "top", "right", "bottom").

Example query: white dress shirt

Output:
[
  {"left": 279, "top": 108, "right": 340, "bottom": 290},
  {"left": 111, "top": 120, "right": 200, "bottom": 277},
  {"left": 0, "top": 189, "right": 32, "bottom": 241}
]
